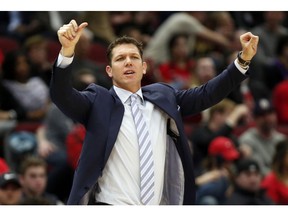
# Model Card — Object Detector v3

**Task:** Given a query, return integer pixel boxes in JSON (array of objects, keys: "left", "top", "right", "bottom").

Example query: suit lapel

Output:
[{"left": 103, "top": 88, "right": 125, "bottom": 165}]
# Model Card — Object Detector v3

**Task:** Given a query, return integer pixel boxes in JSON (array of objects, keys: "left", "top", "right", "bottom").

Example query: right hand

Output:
[{"left": 57, "top": 19, "right": 88, "bottom": 57}]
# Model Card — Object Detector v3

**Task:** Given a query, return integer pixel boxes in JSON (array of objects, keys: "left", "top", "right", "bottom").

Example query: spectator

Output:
[
  {"left": 0, "top": 172, "right": 22, "bottom": 205},
  {"left": 264, "top": 35, "right": 288, "bottom": 93},
  {"left": 261, "top": 139, "right": 288, "bottom": 204},
  {"left": 1, "top": 50, "right": 50, "bottom": 122},
  {"left": 225, "top": 158, "right": 274, "bottom": 205},
  {"left": 191, "top": 56, "right": 216, "bottom": 89},
  {"left": 23, "top": 34, "right": 52, "bottom": 86},
  {"left": 18, "top": 156, "right": 63, "bottom": 205},
  {"left": 250, "top": 11, "right": 288, "bottom": 91},
  {"left": 191, "top": 98, "right": 249, "bottom": 175},
  {"left": 273, "top": 80, "right": 288, "bottom": 124},
  {"left": 144, "top": 12, "right": 230, "bottom": 65},
  {"left": 4, "top": 130, "right": 37, "bottom": 173},
  {"left": 156, "top": 33, "right": 195, "bottom": 90},
  {"left": 193, "top": 11, "right": 235, "bottom": 59},
  {"left": 196, "top": 136, "right": 240, "bottom": 204},
  {"left": 251, "top": 12, "right": 288, "bottom": 68},
  {"left": 239, "top": 98, "right": 287, "bottom": 175}
]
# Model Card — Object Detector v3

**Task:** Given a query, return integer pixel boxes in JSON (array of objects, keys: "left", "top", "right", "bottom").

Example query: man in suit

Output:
[{"left": 50, "top": 19, "right": 259, "bottom": 205}]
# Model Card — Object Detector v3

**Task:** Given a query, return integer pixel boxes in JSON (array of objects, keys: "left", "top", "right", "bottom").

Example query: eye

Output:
[{"left": 116, "top": 57, "right": 124, "bottom": 61}]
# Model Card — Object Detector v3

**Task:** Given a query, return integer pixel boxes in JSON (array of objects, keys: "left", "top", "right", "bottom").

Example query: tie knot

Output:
[
  {"left": 130, "top": 94, "right": 138, "bottom": 105},
  {"left": 131, "top": 93, "right": 138, "bottom": 100}
]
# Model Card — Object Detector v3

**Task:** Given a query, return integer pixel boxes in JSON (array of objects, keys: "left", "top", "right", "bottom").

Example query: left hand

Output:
[{"left": 239, "top": 32, "right": 259, "bottom": 61}]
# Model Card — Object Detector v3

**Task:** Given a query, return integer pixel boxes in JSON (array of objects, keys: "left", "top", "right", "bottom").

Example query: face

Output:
[
  {"left": 171, "top": 36, "right": 189, "bottom": 59},
  {"left": 28, "top": 43, "right": 47, "bottom": 64},
  {"left": 235, "top": 171, "right": 262, "bottom": 192},
  {"left": 15, "top": 55, "right": 30, "bottom": 80},
  {"left": 196, "top": 57, "right": 216, "bottom": 84},
  {"left": 212, "top": 108, "right": 232, "bottom": 127},
  {"left": 106, "top": 44, "right": 147, "bottom": 93},
  {"left": 255, "top": 112, "right": 277, "bottom": 134},
  {"left": 0, "top": 183, "right": 22, "bottom": 205},
  {"left": 20, "top": 166, "right": 47, "bottom": 197}
]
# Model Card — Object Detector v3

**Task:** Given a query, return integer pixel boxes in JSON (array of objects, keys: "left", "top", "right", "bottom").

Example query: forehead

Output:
[
  {"left": 112, "top": 44, "right": 140, "bottom": 57},
  {"left": 25, "top": 166, "right": 46, "bottom": 174}
]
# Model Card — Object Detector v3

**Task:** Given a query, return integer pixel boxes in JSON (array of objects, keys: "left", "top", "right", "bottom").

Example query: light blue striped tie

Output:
[{"left": 130, "top": 94, "right": 155, "bottom": 205}]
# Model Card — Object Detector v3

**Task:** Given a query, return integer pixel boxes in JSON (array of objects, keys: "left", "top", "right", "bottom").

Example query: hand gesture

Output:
[
  {"left": 57, "top": 19, "right": 88, "bottom": 57},
  {"left": 239, "top": 32, "right": 259, "bottom": 61}
]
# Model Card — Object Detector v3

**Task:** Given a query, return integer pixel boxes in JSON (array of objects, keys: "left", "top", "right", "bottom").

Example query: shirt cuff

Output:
[
  {"left": 234, "top": 59, "right": 248, "bottom": 74},
  {"left": 56, "top": 53, "right": 74, "bottom": 68}
]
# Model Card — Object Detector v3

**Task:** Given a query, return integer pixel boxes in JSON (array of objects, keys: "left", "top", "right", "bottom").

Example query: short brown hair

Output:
[
  {"left": 208, "top": 98, "right": 236, "bottom": 121},
  {"left": 19, "top": 156, "right": 47, "bottom": 175},
  {"left": 106, "top": 36, "right": 143, "bottom": 65}
]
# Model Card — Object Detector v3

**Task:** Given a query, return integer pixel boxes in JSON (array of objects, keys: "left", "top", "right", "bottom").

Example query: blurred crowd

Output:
[{"left": 0, "top": 11, "right": 288, "bottom": 205}]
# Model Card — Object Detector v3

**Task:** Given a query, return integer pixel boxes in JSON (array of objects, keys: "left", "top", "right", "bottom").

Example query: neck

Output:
[{"left": 113, "top": 84, "right": 141, "bottom": 93}]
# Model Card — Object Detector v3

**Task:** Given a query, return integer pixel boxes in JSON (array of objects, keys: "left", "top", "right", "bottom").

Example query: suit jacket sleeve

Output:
[
  {"left": 176, "top": 62, "right": 248, "bottom": 116},
  {"left": 49, "top": 62, "right": 96, "bottom": 125}
]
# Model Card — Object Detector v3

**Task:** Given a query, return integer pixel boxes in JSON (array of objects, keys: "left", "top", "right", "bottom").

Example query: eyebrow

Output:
[{"left": 114, "top": 52, "right": 140, "bottom": 59}]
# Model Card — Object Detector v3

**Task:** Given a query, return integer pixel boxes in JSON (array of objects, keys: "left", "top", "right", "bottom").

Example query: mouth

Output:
[{"left": 124, "top": 70, "right": 135, "bottom": 76}]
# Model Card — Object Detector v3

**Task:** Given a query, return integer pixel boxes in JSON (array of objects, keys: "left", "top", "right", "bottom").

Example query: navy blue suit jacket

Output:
[{"left": 50, "top": 61, "right": 248, "bottom": 205}]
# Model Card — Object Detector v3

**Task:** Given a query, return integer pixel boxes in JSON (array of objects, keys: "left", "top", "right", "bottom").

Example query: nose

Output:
[{"left": 125, "top": 57, "right": 132, "bottom": 66}]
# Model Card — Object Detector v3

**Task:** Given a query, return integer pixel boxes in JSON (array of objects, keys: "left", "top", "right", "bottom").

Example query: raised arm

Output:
[
  {"left": 50, "top": 20, "right": 96, "bottom": 125},
  {"left": 177, "top": 32, "right": 259, "bottom": 116}
]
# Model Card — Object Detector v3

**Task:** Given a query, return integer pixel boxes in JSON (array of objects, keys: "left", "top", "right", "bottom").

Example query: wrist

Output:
[
  {"left": 61, "top": 47, "right": 75, "bottom": 57},
  {"left": 237, "top": 51, "right": 251, "bottom": 68}
]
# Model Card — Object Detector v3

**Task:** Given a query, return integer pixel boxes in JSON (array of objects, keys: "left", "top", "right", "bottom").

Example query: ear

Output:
[
  {"left": 142, "top": 62, "right": 147, "bottom": 75},
  {"left": 106, "top": 65, "right": 113, "bottom": 78}
]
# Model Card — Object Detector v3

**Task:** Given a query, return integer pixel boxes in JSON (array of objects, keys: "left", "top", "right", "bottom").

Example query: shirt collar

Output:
[{"left": 113, "top": 85, "right": 144, "bottom": 105}]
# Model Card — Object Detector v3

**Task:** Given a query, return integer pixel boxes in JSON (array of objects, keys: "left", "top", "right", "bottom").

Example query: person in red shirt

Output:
[
  {"left": 261, "top": 139, "right": 288, "bottom": 205},
  {"left": 157, "top": 33, "right": 195, "bottom": 90},
  {"left": 273, "top": 80, "right": 288, "bottom": 124}
]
